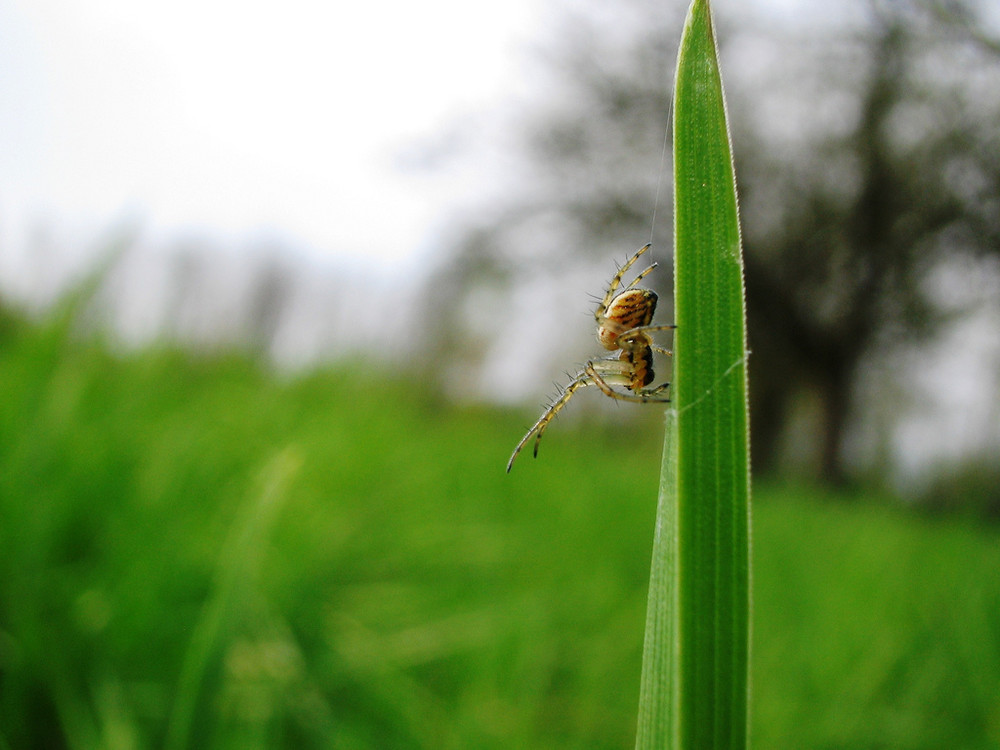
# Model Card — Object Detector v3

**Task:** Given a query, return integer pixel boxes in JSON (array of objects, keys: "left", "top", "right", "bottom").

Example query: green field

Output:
[{"left": 1, "top": 308, "right": 998, "bottom": 749}]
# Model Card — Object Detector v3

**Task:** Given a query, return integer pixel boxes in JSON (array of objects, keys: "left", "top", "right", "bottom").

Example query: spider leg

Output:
[
  {"left": 583, "top": 360, "right": 631, "bottom": 398},
  {"left": 584, "top": 361, "right": 672, "bottom": 403},
  {"left": 613, "top": 243, "right": 652, "bottom": 291},
  {"left": 631, "top": 323, "right": 677, "bottom": 334},
  {"left": 623, "top": 260, "right": 657, "bottom": 291},
  {"left": 596, "top": 243, "right": 654, "bottom": 317},
  {"left": 506, "top": 372, "right": 595, "bottom": 472},
  {"left": 619, "top": 324, "right": 677, "bottom": 340},
  {"left": 642, "top": 381, "right": 672, "bottom": 398},
  {"left": 617, "top": 324, "right": 676, "bottom": 353},
  {"left": 604, "top": 384, "right": 672, "bottom": 403}
]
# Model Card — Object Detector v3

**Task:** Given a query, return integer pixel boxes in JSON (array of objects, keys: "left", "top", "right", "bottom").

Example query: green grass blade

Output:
[
  {"left": 636, "top": 0, "right": 751, "bottom": 747},
  {"left": 636, "top": 410, "right": 681, "bottom": 746},
  {"left": 164, "top": 448, "right": 301, "bottom": 750}
]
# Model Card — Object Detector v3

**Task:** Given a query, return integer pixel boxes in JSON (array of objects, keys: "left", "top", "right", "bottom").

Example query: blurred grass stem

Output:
[{"left": 164, "top": 449, "right": 301, "bottom": 750}]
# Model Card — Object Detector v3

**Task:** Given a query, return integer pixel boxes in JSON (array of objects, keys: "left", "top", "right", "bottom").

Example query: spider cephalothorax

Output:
[{"left": 507, "top": 243, "right": 675, "bottom": 472}]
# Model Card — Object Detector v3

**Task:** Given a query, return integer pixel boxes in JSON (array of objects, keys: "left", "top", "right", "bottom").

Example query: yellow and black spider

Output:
[{"left": 507, "top": 243, "right": 675, "bottom": 472}]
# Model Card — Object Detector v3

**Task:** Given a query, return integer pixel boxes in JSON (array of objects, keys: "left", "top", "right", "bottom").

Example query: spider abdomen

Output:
[
  {"left": 597, "top": 289, "right": 657, "bottom": 350},
  {"left": 620, "top": 341, "right": 656, "bottom": 390}
]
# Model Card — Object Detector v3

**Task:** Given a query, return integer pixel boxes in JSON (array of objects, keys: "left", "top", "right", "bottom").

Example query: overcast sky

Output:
[
  {"left": 0, "top": 0, "right": 541, "bottom": 282},
  {"left": 1, "top": 0, "right": 997, "bottom": 478}
]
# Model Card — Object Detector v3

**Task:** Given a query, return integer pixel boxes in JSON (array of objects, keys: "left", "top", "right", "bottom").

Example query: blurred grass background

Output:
[{"left": 1, "top": 301, "right": 998, "bottom": 749}]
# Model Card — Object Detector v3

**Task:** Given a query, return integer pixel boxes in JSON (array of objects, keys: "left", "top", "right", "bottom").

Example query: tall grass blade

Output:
[
  {"left": 636, "top": 410, "right": 680, "bottom": 746},
  {"left": 636, "top": 0, "right": 751, "bottom": 747},
  {"left": 164, "top": 448, "right": 301, "bottom": 750}
]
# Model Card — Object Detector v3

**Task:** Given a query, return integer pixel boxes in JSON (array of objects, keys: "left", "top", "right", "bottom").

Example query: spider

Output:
[{"left": 506, "top": 243, "right": 675, "bottom": 472}]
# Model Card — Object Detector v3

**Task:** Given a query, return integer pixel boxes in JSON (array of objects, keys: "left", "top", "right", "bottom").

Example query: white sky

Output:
[
  {"left": 1, "top": 0, "right": 997, "bottom": 477},
  {"left": 0, "top": 0, "right": 860, "bottom": 284},
  {"left": 0, "top": 0, "right": 537, "bottom": 276}
]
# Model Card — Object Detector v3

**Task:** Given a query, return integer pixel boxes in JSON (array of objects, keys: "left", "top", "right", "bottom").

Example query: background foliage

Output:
[{"left": 1, "top": 303, "right": 998, "bottom": 748}]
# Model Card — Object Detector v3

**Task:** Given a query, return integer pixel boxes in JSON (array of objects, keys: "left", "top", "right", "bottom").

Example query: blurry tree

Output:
[
  {"left": 244, "top": 250, "right": 294, "bottom": 360},
  {"left": 420, "top": 0, "right": 1000, "bottom": 485},
  {"left": 735, "top": 0, "right": 1000, "bottom": 482},
  {"left": 164, "top": 243, "right": 208, "bottom": 342}
]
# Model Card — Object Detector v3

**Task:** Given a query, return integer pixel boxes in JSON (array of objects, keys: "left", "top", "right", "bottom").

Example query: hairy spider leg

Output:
[
  {"left": 596, "top": 243, "right": 656, "bottom": 319},
  {"left": 511, "top": 354, "right": 645, "bottom": 469},
  {"left": 617, "top": 324, "right": 677, "bottom": 342},
  {"left": 583, "top": 360, "right": 673, "bottom": 404},
  {"left": 616, "top": 324, "right": 678, "bottom": 352},
  {"left": 506, "top": 352, "right": 673, "bottom": 472},
  {"left": 506, "top": 373, "right": 598, "bottom": 473}
]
